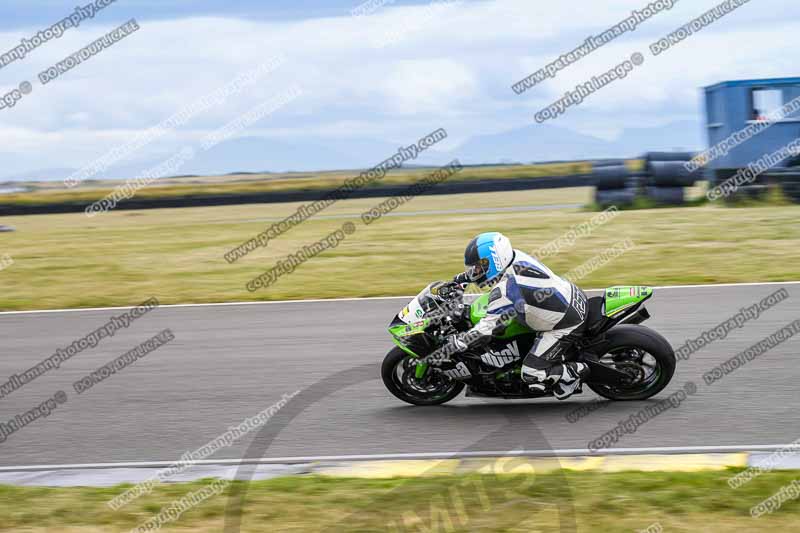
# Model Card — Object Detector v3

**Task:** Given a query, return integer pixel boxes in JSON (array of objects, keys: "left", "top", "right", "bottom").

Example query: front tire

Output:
[
  {"left": 381, "top": 347, "right": 465, "bottom": 406},
  {"left": 587, "top": 324, "right": 676, "bottom": 401}
]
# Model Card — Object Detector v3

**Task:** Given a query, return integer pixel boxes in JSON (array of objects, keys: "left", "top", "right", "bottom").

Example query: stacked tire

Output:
[
  {"left": 774, "top": 170, "right": 800, "bottom": 203},
  {"left": 643, "top": 152, "right": 701, "bottom": 205},
  {"left": 713, "top": 168, "right": 768, "bottom": 203},
  {"left": 782, "top": 181, "right": 800, "bottom": 202},
  {"left": 716, "top": 166, "right": 800, "bottom": 204},
  {"left": 593, "top": 164, "right": 637, "bottom": 207}
]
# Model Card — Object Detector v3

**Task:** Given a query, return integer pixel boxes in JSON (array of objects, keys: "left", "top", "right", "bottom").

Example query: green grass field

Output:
[
  {"left": 0, "top": 186, "right": 798, "bottom": 311},
  {"left": 0, "top": 160, "right": 601, "bottom": 208},
  {"left": 1, "top": 470, "right": 798, "bottom": 532}
]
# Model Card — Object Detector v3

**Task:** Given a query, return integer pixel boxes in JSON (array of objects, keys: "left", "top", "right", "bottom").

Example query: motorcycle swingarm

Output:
[{"left": 583, "top": 357, "right": 633, "bottom": 386}]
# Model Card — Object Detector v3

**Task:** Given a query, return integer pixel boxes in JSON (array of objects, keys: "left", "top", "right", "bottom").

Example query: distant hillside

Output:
[{"left": 0, "top": 120, "right": 703, "bottom": 182}]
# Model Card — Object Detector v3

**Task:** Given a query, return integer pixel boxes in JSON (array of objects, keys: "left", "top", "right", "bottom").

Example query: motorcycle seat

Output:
[{"left": 581, "top": 296, "right": 606, "bottom": 333}]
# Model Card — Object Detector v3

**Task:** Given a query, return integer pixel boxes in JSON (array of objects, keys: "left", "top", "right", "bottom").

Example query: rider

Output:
[{"left": 444, "top": 232, "right": 589, "bottom": 399}]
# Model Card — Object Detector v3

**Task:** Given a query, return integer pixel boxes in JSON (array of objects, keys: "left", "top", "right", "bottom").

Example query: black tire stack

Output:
[
  {"left": 642, "top": 152, "right": 701, "bottom": 205},
  {"left": 769, "top": 169, "right": 800, "bottom": 203},
  {"left": 712, "top": 168, "right": 769, "bottom": 202},
  {"left": 593, "top": 162, "right": 637, "bottom": 207},
  {"left": 782, "top": 180, "right": 800, "bottom": 202}
]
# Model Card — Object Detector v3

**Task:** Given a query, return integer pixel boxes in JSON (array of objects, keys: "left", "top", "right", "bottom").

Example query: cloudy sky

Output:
[{"left": 1, "top": 0, "right": 799, "bottom": 178}]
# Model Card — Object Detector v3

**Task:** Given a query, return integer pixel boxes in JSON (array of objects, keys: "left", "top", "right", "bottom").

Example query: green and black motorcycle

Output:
[{"left": 382, "top": 283, "right": 676, "bottom": 405}]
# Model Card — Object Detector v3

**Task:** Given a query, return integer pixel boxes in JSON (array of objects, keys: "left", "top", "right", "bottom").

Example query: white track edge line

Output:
[
  {"left": 0, "top": 445, "right": 791, "bottom": 472},
  {"left": 1, "top": 281, "right": 799, "bottom": 316}
]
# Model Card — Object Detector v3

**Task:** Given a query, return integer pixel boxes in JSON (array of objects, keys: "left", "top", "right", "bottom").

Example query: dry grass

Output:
[
  {"left": 1, "top": 469, "right": 799, "bottom": 532},
  {"left": 0, "top": 161, "right": 598, "bottom": 207},
  {"left": 0, "top": 186, "right": 797, "bottom": 311}
]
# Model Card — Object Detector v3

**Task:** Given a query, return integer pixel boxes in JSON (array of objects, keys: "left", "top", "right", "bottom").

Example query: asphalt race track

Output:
[{"left": 1, "top": 282, "right": 799, "bottom": 468}]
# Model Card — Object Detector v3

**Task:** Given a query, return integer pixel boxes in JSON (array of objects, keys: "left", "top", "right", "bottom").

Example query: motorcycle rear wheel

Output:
[{"left": 587, "top": 324, "right": 676, "bottom": 401}]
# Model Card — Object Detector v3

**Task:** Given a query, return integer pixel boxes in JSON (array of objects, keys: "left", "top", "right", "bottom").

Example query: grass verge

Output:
[
  {"left": 0, "top": 187, "right": 798, "bottom": 310},
  {"left": 1, "top": 469, "right": 799, "bottom": 532},
  {"left": 0, "top": 161, "right": 598, "bottom": 208}
]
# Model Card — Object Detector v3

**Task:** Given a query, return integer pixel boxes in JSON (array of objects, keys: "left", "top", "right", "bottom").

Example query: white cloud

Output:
[
  {"left": 0, "top": 0, "right": 797, "bottom": 175},
  {"left": 376, "top": 58, "right": 478, "bottom": 114}
]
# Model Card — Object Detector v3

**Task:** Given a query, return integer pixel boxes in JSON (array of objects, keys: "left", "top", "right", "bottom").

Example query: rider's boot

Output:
[
  {"left": 521, "top": 327, "right": 588, "bottom": 399},
  {"left": 552, "top": 362, "right": 590, "bottom": 400}
]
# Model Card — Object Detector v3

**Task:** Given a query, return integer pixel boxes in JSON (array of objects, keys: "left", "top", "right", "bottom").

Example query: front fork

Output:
[{"left": 414, "top": 360, "right": 429, "bottom": 379}]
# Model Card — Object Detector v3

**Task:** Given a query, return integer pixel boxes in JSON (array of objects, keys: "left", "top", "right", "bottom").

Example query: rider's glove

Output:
[
  {"left": 453, "top": 272, "right": 470, "bottom": 286},
  {"left": 434, "top": 280, "right": 463, "bottom": 301}
]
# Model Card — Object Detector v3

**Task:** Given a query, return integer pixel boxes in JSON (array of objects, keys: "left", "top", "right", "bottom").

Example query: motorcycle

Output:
[{"left": 382, "top": 282, "right": 676, "bottom": 405}]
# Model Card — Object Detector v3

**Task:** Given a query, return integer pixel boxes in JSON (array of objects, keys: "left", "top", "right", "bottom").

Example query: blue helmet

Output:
[{"left": 463, "top": 232, "right": 514, "bottom": 285}]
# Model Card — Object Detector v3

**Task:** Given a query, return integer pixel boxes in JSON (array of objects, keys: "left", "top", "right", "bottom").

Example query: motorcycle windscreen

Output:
[
  {"left": 395, "top": 282, "right": 450, "bottom": 325},
  {"left": 388, "top": 315, "right": 437, "bottom": 357}
]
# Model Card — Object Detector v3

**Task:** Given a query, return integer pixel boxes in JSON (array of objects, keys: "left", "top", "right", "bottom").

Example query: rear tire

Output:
[
  {"left": 381, "top": 347, "right": 465, "bottom": 406},
  {"left": 587, "top": 325, "right": 676, "bottom": 401}
]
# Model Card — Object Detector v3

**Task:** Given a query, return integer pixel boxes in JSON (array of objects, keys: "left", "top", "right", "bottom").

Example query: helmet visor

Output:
[{"left": 465, "top": 257, "right": 490, "bottom": 282}]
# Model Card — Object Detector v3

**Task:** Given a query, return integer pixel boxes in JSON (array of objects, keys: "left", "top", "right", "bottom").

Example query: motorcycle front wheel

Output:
[{"left": 381, "top": 347, "right": 465, "bottom": 406}]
